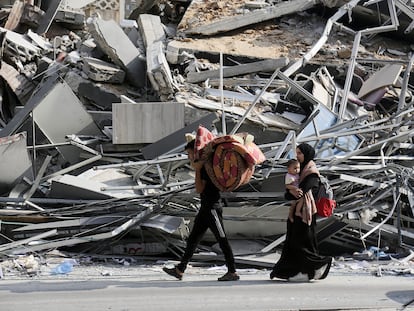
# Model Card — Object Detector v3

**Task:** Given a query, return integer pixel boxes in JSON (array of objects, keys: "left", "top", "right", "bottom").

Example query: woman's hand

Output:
[{"left": 291, "top": 187, "right": 303, "bottom": 199}]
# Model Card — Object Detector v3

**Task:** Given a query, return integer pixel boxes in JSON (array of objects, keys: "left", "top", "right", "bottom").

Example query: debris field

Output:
[{"left": 0, "top": 0, "right": 413, "bottom": 278}]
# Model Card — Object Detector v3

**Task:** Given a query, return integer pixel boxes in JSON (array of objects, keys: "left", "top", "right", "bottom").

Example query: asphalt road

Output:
[{"left": 0, "top": 265, "right": 413, "bottom": 311}]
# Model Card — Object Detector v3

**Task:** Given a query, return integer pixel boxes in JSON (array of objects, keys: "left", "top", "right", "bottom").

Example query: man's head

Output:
[
  {"left": 184, "top": 139, "right": 196, "bottom": 162},
  {"left": 184, "top": 139, "right": 195, "bottom": 151}
]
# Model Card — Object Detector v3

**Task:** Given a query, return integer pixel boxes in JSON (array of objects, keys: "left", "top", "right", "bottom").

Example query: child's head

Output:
[{"left": 287, "top": 159, "right": 300, "bottom": 175}]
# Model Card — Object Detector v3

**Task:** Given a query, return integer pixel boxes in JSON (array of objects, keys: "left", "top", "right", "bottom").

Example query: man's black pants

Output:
[{"left": 177, "top": 204, "right": 236, "bottom": 273}]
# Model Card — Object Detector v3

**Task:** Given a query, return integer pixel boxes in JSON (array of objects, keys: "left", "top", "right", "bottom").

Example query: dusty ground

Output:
[
  {"left": 177, "top": 0, "right": 251, "bottom": 31},
  {"left": 1, "top": 252, "right": 412, "bottom": 281},
  {"left": 173, "top": 0, "right": 410, "bottom": 64}
]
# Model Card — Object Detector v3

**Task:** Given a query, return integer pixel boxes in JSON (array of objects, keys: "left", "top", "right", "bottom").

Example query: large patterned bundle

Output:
[{"left": 194, "top": 125, "right": 266, "bottom": 192}]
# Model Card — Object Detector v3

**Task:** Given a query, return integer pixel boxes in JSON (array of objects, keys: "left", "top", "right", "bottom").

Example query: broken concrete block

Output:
[
  {"left": 1, "top": 27, "right": 41, "bottom": 64},
  {"left": 26, "top": 29, "right": 53, "bottom": 51},
  {"left": 54, "top": 8, "right": 85, "bottom": 30},
  {"left": 146, "top": 41, "right": 174, "bottom": 100},
  {"left": 20, "top": 3, "right": 44, "bottom": 28},
  {"left": 137, "top": 15, "right": 171, "bottom": 98},
  {"left": 79, "top": 37, "right": 97, "bottom": 55},
  {"left": 87, "top": 18, "right": 146, "bottom": 88},
  {"left": 82, "top": 57, "right": 125, "bottom": 83},
  {"left": 165, "top": 39, "right": 188, "bottom": 65},
  {"left": 137, "top": 14, "right": 166, "bottom": 49}
]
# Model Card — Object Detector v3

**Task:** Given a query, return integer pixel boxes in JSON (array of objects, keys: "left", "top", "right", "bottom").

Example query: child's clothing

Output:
[
  {"left": 285, "top": 172, "right": 299, "bottom": 200},
  {"left": 285, "top": 172, "right": 299, "bottom": 188},
  {"left": 285, "top": 172, "right": 300, "bottom": 221}
]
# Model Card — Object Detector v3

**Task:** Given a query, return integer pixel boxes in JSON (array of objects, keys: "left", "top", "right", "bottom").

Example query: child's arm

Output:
[
  {"left": 286, "top": 183, "right": 303, "bottom": 198},
  {"left": 286, "top": 183, "right": 297, "bottom": 191}
]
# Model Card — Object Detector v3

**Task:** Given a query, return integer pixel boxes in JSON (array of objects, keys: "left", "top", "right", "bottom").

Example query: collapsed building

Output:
[{"left": 0, "top": 0, "right": 413, "bottom": 276}]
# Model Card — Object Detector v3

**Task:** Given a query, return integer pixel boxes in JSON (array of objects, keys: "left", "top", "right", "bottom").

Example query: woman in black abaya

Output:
[{"left": 270, "top": 143, "right": 332, "bottom": 281}]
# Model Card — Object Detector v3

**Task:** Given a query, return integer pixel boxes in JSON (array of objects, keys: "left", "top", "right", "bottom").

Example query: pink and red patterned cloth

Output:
[{"left": 193, "top": 125, "right": 266, "bottom": 192}]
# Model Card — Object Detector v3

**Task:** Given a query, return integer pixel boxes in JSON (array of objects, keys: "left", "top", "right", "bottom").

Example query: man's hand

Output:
[{"left": 191, "top": 160, "right": 204, "bottom": 170}]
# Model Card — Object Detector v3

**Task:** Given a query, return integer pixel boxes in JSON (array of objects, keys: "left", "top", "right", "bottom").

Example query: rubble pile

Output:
[{"left": 0, "top": 0, "right": 413, "bottom": 277}]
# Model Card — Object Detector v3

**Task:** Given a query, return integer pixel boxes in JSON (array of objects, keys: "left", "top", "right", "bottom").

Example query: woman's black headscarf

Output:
[{"left": 298, "top": 142, "right": 315, "bottom": 170}]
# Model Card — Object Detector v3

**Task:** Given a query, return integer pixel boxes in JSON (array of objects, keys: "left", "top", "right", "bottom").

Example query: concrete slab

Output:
[{"left": 87, "top": 18, "right": 146, "bottom": 88}]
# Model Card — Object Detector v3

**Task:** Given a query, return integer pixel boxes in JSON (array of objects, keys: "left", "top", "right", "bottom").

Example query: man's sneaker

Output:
[
  {"left": 218, "top": 272, "right": 240, "bottom": 281},
  {"left": 163, "top": 266, "right": 183, "bottom": 280}
]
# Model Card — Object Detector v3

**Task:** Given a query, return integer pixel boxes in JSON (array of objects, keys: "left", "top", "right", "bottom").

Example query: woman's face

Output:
[{"left": 296, "top": 147, "right": 304, "bottom": 164}]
